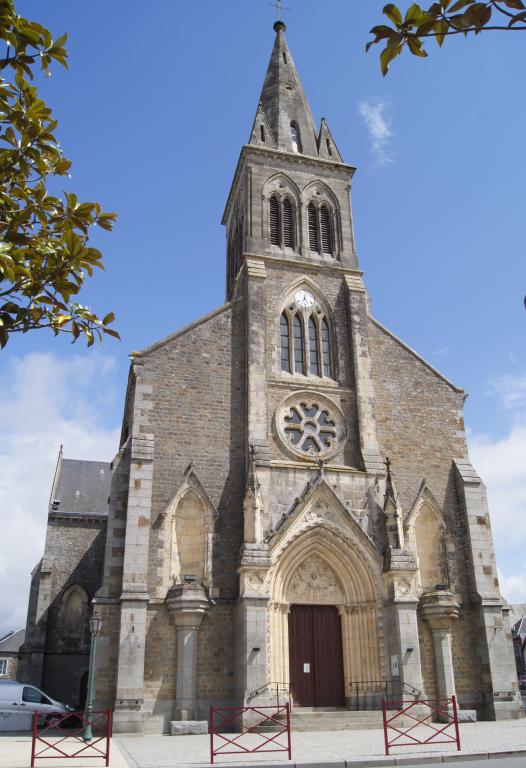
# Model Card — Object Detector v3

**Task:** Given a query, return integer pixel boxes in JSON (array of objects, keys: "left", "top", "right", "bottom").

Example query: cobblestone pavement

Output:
[{"left": 115, "top": 721, "right": 526, "bottom": 768}]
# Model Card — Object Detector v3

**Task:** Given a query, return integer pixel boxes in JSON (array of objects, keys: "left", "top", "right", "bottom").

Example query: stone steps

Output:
[{"left": 290, "top": 708, "right": 384, "bottom": 731}]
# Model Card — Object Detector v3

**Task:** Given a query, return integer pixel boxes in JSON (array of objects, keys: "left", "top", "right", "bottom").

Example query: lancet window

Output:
[
  {"left": 279, "top": 289, "right": 333, "bottom": 378},
  {"left": 308, "top": 201, "right": 335, "bottom": 256},
  {"left": 269, "top": 194, "right": 296, "bottom": 249},
  {"left": 290, "top": 121, "right": 302, "bottom": 153}
]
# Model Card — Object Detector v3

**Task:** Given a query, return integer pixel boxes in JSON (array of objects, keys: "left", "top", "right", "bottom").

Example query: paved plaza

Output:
[{"left": 3, "top": 721, "right": 526, "bottom": 768}]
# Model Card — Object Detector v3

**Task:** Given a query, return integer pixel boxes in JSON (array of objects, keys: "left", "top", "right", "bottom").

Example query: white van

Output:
[{"left": 0, "top": 680, "right": 71, "bottom": 732}]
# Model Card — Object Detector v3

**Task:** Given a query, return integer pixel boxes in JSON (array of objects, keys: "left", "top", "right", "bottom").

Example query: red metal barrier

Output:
[
  {"left": 382, "top": 696, "right": 461, "bottom": 756},
  {"left": 31, "top": 709, "right": 112, "bottom": 767},
  {"left": 210, "top": 704, "right": 291, "bottom": 764}
]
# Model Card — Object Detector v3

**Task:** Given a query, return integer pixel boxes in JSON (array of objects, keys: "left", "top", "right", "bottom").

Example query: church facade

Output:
[{"left": 21, "top": 22, "right": 521, "bottom": 733}]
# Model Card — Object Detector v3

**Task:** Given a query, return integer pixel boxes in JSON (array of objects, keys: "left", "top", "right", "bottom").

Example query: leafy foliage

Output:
[
  {"left": 0, "top": 0, "right": 118, "bottom": 348},
  {"left": 368, "top": 1, "right": 526, "bottom": 74}
]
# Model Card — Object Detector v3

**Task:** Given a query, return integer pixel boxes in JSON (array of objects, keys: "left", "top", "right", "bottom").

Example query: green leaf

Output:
[
  {"left": 102, "top": 311, "right": 115, "bottom": 325},
  {"left": 383, "top": 3, "right": 403, "bottom": 26},
  {"left": 434, "top": 19, "right": 449, "bottom": 45},
  {"left": 503, "top": 0, "right": 525, "bottom": 8},
  {"left": 380, "top": 42, "right": 402, "bottom": 75},
  {"left": 407, "top": 36, "right": 428, "bottom": 56},
  {"left": 449, "top": 0, "right": 474, "bottom": 11},
  {"left": 405, "top": 3, "right": 423, "bottom": 24}
]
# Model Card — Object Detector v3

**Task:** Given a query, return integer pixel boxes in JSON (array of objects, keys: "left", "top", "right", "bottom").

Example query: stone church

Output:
[{"left": 20, "top": 21, "right": 521, "bottom": 733}]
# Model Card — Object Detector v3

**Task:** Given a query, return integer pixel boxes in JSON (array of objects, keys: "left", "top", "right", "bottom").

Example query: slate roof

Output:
[
  {"left": 0, "top": 629, "right": 25, "bottom": 653},
  {"left": 50, "top": 458, "right": 111, "bottom": 516}
]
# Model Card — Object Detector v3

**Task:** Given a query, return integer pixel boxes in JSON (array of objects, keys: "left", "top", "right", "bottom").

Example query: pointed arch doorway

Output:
[
  {"left": 269, "top": 527, "right": 384, "bottom": 710},
  {"left": 289, "top": 604, "right": 345, "bottom": 707}
]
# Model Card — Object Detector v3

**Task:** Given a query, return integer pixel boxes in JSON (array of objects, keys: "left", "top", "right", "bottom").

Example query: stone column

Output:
[
  {"left": 167, "top": 583, "right": 209, "bottom": 733},
  {"left": 235, "top": 545, "right": 271, "bottom": 706},
  {"left": 383, "top": 550, "right": 424, "bottom": 698},
  {"left": 420, "top": 590, "right": 459, "bottom": 700}
]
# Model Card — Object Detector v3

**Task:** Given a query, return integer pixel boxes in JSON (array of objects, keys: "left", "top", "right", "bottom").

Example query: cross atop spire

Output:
[{"left": 269, "top": 0, "right": 289, "bottom": 22}]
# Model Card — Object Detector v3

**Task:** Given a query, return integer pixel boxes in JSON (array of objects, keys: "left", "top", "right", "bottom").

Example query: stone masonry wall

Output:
[
  {"left": 141, "top": 298, "right": 247, "bottom": 602},
  {"left": 368, "top": 318, "right": 491, "bottom": 706}
]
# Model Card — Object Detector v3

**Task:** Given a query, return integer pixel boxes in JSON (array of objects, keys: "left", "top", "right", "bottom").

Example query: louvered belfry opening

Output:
[
  {"left": 282, "top": 198, "right": 294, "bottom": 248},
  {"left": 280, "top": 313, "right": 291, "bottom": 372},
  {"left": 270, "top": 195, "right": 296, "bottom": 249},
  {"left": 308, "top": 203, "right": 319, "bottom": 252},
  {"left": 320, "top": 205, "right": 333, "bottom": 255},
  {"left": 270, "top": 195, "right": 281, "bottom": 245}
]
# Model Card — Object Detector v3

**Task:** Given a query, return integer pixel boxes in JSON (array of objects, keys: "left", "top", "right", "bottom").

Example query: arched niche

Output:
[
  {"left": 407, "top": 500, "right": 447, "bottom": 592},
  {"left": 160, "top": 471, "right": 217, "bottom": 594},
  {"left": 61, "top": 585, "right": 89, "bottom": 637}
]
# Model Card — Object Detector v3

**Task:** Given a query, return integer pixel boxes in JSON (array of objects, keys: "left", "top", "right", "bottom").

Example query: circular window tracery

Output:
[{"left": 275, "top": 392, "right": 346, "bottom": 461}]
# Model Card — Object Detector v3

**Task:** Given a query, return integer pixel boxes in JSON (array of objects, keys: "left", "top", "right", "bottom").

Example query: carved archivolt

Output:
[{"left": 287, "top": 554, "right": 344, "bottom": 603}]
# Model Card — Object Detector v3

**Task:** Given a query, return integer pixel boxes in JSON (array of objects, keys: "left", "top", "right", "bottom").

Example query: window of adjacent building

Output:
[
  {"left": 269, "top": 194, "right": 295, "bottom": 249},
  {"left": 290, "top": 122, "right": 302, "bottom": 153},
  {"left": 308, "top": 201, "right": 335, "bottom": 257},
  {"left": 0, "top": 659, "right": 7, "bottom": 676}
]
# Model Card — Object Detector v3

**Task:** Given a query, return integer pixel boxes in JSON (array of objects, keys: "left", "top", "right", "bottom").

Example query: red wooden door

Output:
[{"left": 288, "top": 605, "right": 345, "bottom": 707}]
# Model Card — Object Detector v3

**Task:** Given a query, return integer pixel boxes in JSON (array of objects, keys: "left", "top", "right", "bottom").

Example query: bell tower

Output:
[{"left": 223, "top": 21, "right": 360, "bottom": 300}]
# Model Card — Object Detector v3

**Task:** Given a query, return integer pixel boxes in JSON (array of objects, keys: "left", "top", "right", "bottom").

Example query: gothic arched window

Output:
[
  {"left": 293, "top": 314, "right": 304, "bottom": 374},
  {"left": 290, "top": 121, "right": 302, "bottom": 153},
  {"left": 308, "top": 317, "right": 319, "bottom": 376},
  {"left": 280, "top": 291, "right": 334, "bottom": 379},
  {"left": 269, "top": 195, "right": 296, "bottom": 250},
  {"left": 280, "top": 313, "right": 290, "bottom": 372},
  {"left": 321, "top": 318, "right": 331, "bottom": 376}
]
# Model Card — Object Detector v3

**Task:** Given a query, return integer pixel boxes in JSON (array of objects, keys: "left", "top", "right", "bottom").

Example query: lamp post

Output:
[{"left": 83, "top": 609, "right": 103, "bottom": 742}]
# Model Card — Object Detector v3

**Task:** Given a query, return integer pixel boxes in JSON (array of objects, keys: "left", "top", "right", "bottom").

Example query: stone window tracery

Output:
[
  {"left": 275, "top": 391, "right": 346, "bottom": 461},
  {"left": 279, "top": 289, "right": 333, "bottom": 379}
]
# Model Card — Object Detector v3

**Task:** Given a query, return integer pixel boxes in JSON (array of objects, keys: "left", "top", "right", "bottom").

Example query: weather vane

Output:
[{"left": 269, "top": 0, "right": 289, "bottom": 21}]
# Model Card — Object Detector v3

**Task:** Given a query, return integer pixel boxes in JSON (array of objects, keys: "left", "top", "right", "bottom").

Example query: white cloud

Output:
[
  {"left": 358, "top": 99, "right": 395, "bottom": 166},
  {"left": 469, "top": 374, "right": 526, "bottom": 604},
  {"left": 488, "top": 372, "right": 526, "bottom": 411},
  {"left": 499, "top": 567, "right": 526, "bottom": 605},
  {"left": 0, "top": 352, "right": 120, "bottom": 637}
]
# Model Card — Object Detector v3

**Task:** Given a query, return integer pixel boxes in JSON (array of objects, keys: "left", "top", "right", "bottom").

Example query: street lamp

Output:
[{"left": 83, "top": 609, "right": 103, "bottom": 742}]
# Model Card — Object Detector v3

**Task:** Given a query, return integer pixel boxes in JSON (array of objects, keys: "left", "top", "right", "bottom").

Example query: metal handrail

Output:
[
  {"left": 348, "top": 679, "right": 422, "bottom": 710},
  {"left": 247, "top": 680, "right": 291, "bottom": 708}
]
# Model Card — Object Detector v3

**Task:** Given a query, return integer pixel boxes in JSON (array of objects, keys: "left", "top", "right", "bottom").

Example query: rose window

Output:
[
  {"left": 284, "top": 402, "right": 336, "bottom": 454},
  {"left": 275, "top": 392, "right": 346, "bottom": 461}
]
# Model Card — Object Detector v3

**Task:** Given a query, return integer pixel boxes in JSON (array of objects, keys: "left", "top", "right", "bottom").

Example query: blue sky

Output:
[{"left": 0, "top": 1, "right": 525, "bottom": 634}]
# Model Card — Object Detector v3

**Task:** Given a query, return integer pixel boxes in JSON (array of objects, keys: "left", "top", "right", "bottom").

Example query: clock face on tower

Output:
[{"left": 294, "top": 289, "right": 315, "bottom": 309}]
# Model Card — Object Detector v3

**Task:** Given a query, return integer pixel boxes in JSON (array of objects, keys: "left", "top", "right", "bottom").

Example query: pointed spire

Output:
[{"left": 249, "top": 22, "right": 320, "bottom": 157}]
